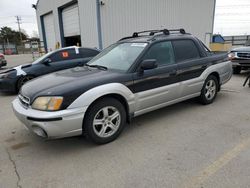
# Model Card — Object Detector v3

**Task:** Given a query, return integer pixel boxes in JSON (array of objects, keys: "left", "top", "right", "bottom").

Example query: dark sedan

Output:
[{"left": 0, "top": 46, "right": 100, "bottom": 93}]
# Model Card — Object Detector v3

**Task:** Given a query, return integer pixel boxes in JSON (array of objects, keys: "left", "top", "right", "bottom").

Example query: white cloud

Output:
[
  {"left": 0, "top": 0, "right": 38, "bottom": 37},
  {"left": 214, "top": 0, "right": 250, "bottom": 36}
]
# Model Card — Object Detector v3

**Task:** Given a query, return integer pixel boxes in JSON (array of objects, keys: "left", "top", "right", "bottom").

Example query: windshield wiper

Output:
[{"left": 85, "top": 64, "right": 108, "bottom": 70}]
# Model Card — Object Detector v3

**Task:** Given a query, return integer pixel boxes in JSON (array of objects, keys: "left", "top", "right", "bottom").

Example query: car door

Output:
[
  {"left": 132, "top": 41, "right": 180, "bottom": 112},
  {"left": 46, "top": 49, "right": 82, "bottom": 73},
  {"left": 173, "top": 39, "right": 209, "bottom": 97}
]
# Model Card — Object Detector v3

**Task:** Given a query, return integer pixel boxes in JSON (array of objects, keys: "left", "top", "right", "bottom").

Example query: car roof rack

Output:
[{"left": 119, "top": 28, "right": 186, "bottom": 41}]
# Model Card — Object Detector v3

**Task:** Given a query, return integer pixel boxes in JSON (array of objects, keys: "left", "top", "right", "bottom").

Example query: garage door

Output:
[
  {"left": 62, "top": 4, "right": 80, "bottom": 37},
  {"left": 43, "top": 13, "right": 56, "bottom": 51}
]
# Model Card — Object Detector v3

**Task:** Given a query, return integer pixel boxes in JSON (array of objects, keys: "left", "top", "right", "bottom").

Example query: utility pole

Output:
[{"left": 15, "top": 16, "right": 22, "bottom": 42}]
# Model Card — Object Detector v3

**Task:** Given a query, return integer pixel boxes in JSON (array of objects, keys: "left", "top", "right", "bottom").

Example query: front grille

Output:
[
  {"left": 237, "top": 52, "right": 250, "bottom": 59},
  {"left": 18, "top": 94, "right": 30, "bottom": 108}
]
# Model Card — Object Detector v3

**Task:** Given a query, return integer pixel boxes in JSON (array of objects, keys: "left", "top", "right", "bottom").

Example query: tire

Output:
[
  {"left": 16, "top": 75, "right": 34, "bottom": 92},
  {"left": 199, "top": 75, "right": 219, "bottom": 105},
  {"left": 233, "top": 67, "right": 241, "bottom": 74},
  {"left": 83, "top": 97, "right": 126, "bottom": 144}
]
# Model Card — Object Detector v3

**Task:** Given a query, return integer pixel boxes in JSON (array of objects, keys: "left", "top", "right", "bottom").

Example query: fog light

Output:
[{"left": 32, "top": 126, "right": 48, "bottom": 138}]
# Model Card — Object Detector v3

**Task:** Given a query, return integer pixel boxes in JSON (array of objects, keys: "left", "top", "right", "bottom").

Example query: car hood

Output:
[
  {"left": 231, "top": 46, "right": 250, "bottom": 52},
  {"left": 0, "top": 63, "right": 32, "bottom": 74},
  {"left": 20, "top": 66, "right": 132, "bottom": 109}
]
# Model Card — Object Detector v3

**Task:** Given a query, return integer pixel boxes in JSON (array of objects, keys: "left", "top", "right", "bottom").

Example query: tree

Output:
[{"left": 0, "top": 26, "right": 27, "bottom": 45}]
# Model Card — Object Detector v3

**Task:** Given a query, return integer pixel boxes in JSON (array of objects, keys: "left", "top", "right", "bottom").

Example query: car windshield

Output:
[
  {"left": 87, "top": 42, "right": 148, "bottom": 72},
  {"left": 32, "top": 50, "right": 55, "bottom": 64}
]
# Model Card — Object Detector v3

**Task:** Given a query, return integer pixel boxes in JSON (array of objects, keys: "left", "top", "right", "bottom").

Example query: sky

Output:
[
  {"left": 213, "top": 0, "right": 250, "bottom": 36},
  {"left": 0, "top": 0, "right": 38, "bottom": 37},
  {"left": 0, "top": 0, "right": 249, "bottom": 37}
]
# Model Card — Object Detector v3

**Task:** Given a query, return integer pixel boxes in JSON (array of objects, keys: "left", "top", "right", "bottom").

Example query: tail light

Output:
[{"left": 0, "top": 54, "right": 4, "bottom": 59}]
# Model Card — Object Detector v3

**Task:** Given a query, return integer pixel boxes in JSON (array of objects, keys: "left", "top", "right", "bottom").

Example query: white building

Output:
[{"left": 35, "top": 0, "right": 216, "bottom": 52}]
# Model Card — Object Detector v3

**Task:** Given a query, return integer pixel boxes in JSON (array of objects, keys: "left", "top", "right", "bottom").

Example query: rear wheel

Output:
[
  {"left": 16, "top": 75, "right": 34, "bottom": 92},
  {"left": 199, "top": 75, "right": 219, "bottom": 105},
  {"left": 83, "top": 97, "right": 126, "bottom": 144},
  {"left": 233, "top": 67, "right": 241, "bottom": 74}
]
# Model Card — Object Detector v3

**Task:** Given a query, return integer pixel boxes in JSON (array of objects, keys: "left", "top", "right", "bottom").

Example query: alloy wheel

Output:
[
  {"left": 205, "top": 80, "right": 216, "bottom": 100},
  {"left": 93, "top": 106, "right": 121, "bottom": 138}
]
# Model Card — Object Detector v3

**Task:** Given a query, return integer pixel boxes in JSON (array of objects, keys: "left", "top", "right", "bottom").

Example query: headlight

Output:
[
  {"left": 32, "top": 96, "right": 63, "bottom": 111},
  {"left": 228, "top": 52, "right": 236, "bottom": 60}
]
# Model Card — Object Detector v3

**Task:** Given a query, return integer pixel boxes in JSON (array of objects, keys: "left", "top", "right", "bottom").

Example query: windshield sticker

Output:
[
  {"left": 75, "top": 47, "right": 79, "bottom": 54},
  {"left": 62, "top": 51, "right": 69, "bottom": 58},
  {"left": 14, "top": 66, "right": 27, "bottom": 76},
  {"left": 131, "top": 43, "right": 148, "bottom": 47}
]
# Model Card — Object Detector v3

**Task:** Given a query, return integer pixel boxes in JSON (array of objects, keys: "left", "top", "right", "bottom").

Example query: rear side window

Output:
[
  {"left": 79, "top": 48, "right": 99, "bottom": 58},
  {"left": 49, "top": 49, "right": 80, "bottom": 62},
  {"left": 143, "top": 41, "right": 175, "bottom": 67},
  {"left": 172, "top": 40, "right": 200, "bottom": 62}
]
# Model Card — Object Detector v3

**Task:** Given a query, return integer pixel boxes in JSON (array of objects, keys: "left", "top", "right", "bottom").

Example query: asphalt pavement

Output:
[{"left": 1, "top": 54, "right": 250, "bottom": 188}]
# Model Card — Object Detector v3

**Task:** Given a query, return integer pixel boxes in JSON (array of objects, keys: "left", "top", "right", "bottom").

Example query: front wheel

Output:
[
  {"left": 16, "top": 75, "right": 34, "bottom": 92},
  {"left": 199, "top": 75, "right": 219, "bottom": 105},
  {"left": 83, "top": 97, "right": 126, "bottom": 144}
]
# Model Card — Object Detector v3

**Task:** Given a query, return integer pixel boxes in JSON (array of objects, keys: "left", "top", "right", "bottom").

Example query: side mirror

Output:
[
  {"left": 140, "top": 59, "right": 158, "bottom": 71},
  {"left": 43, "top": 58, "right": 52, "bottom": 65}
]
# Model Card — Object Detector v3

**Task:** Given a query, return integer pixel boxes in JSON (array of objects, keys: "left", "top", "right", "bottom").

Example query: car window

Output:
[
  {"left": 79, "top": 48, "right": 99, "bottom": 58},
  {"left": 143, "top": 41, "right": 175, "bottom": 66},
  {"left": 88, "top": 43, "right": 147, "bottom": 72},
  {"left": 172, "top": 40, "right": 200, "bottom": 62},
  {"left": 49, "top": 49, "right": 80, "bottom": 62}
]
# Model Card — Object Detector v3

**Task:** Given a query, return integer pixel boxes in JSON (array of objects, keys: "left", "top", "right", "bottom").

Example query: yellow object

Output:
[
  {"left": 209, "top": 42, "right": 232, "bottom": 52},
  {"left": 32, "top": 97, "right": 63, "bottom": 111},
  {"left": 55, "top": 42, "right": 60, "bottom": 49}
]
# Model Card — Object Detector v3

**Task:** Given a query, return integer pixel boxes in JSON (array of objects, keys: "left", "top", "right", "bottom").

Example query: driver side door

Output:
[{"left": 132, "top": 41, "right": 180, "bottom": 114}]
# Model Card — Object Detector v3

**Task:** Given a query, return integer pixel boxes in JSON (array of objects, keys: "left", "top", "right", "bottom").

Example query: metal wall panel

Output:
[
  {"left": 36, "top": 0, "right": 71, "bottom": 48},
  {"left": 100, "top": 0, "right": 215, "bottom": 47},
  {"left": 62, "top": 4, "right": 80, "bottom": 37},
  {"left": 78, "top": 0, "right": 99, "bottom": 48},
  {"left": 36, "top": 0, "right": 215, "bottom": 49},
  {"left": 43, "top": 13, "right": 56, "bottom": 51},
  {"left": 36, "top": 0, "right": 99, "bottom": 48}
]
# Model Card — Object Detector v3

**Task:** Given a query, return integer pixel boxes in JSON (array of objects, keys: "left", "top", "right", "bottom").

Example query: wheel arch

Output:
[
  {"left": 16, "top": 74, "right": 36, "bottom": 92},
  {"left": 208, "top": 72, "right": 220, "bottom": 91},
  {"left": 67, "top": 83, "right": 135, "bottom": 124},
  {"left": 83, "top": 93, "right": 132, "bottom": 125}
]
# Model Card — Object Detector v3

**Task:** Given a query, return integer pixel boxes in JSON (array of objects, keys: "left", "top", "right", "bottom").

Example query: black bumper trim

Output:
[{"left": 27, "top": 117, "right": 63, "bottom": 122}]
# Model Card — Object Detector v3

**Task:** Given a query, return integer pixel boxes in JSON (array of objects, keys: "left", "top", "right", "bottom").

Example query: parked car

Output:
[
  {"left": 13, "top": 29, "right": 232, "bottom": 144},
  {"left": 0, "top": 53, "right": 7, "bottom": 68},
  {"left": 0, "top": 46, "right": 100, "bottom": 92},
  {"left": 229, "top": 42, "right": 250, "bottom": 74}
]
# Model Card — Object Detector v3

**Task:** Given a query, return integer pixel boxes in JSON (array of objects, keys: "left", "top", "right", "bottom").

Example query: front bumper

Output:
[
  {"left": 232, "top": 59, "right": 250, "bottom": 67},
  {"left": 12, "top": 98, "right": 87, "bottom": 139}
]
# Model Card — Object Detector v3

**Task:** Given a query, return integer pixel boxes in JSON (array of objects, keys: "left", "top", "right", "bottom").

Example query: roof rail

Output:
[{"left": 119, "top": 28, "right": 186, "bottom": 41}]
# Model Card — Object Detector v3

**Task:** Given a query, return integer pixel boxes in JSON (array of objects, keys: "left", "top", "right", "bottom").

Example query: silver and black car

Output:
[
  {"left": 0, "top": 46, "right": 100, "bottom": 92},
  {"left": 12, "top": 29, "right": 232, "bottom": 144},
  {"left": 229, "top": 41, "right": 250, "bottom": 74}
]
